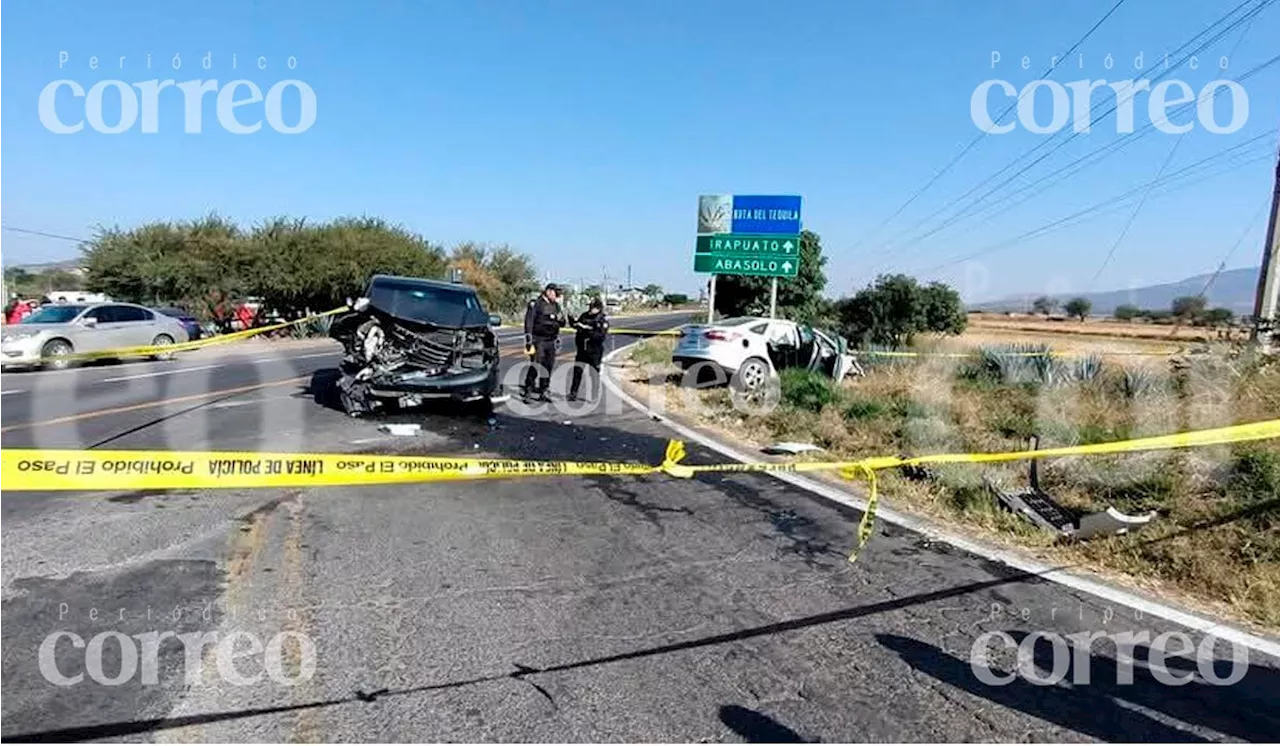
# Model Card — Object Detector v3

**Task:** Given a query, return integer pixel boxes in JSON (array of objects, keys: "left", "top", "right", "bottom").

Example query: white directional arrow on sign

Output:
[
  {"left": 782, "top": 261, "right": 793, "bottom": 272},
  {"left": 782, "top": 240, "right": 795, "bottom": 253}
]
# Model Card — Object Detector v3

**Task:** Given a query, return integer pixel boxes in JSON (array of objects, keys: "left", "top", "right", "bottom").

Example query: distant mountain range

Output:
[
  {"left": 970, "top": 267, "right": 1261, "bottom": 316},
  {"left": 5, "top": 258, "right": 85, "bottom": 273}
]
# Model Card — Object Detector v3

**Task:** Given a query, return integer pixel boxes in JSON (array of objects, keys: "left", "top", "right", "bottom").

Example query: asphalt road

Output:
[{"left": 2, "top": 310, "right": 1278, "bottom": 743}]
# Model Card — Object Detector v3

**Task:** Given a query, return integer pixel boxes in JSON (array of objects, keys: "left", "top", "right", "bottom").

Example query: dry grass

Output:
[
  {"left": 968, "top": 312, "right": 1247, "bottom": 344},
  {"left": 618, "top": 337, "right": 1280, "bottom": 631}
]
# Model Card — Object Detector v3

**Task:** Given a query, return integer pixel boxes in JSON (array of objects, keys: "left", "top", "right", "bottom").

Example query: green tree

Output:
[
  {"left": 714, "top": 230, "right": 828, "bottom": 323},
  {"left": 1114, "top": 304, "right": 1141, "bottom": 321},
  {"left": 1171, "top": 295, "right": 1207, "bottom": 321},
  {"left": 448, "top": 241, "right": 538, "bottom": 315},
  {"left": 1064, "top": 296, "right": 1092, "bottom": 321},
  {"left": 662, "top": 293, "right": 690, "bottom": 305},
  {"left": 919, "top": 281, "right": 968, "bottom": 336},
  {"left": 1031, "top": 296, "right": 1057, "bottom": 315},
  {"left": 834, "top": 274, "right": 965, "bottom": 348},
  {"left": 85, "top": 214, "right": 449, "bottom": 319},
  {"left": 1203, "top": 307, "right": 1234, "bottom": 327}
]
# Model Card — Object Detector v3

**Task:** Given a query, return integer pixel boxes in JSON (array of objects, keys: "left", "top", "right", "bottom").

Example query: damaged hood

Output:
[{"left": 364, "top": 283, "right": 492, "bottom": 330}]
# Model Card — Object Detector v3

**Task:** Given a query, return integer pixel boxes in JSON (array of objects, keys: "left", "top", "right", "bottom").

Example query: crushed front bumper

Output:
[
  {"left": 337, "top": 364, "right": 500, "bottom": 416},
  {"left": 366, "top": 366, "right": 498, "bottom": 400}
]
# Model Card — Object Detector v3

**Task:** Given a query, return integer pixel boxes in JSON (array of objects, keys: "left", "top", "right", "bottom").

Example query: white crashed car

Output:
[{"left": 671, "top": 316, "right": 862, "bottom": 390}]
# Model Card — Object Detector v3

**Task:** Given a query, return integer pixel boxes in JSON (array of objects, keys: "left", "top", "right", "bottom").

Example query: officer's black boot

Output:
[
  {"left": 568, "top": 367, "right": 583, "bottom": 401},
  {"left": 536, "top": 378, "right": 551, "bottom": 402}
]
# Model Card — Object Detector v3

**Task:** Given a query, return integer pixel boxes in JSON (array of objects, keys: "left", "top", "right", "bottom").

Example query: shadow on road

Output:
[
  {"left": 877, "top": 631, "right": 1280, "bottom": 742},
  {"left": 1, "top": 571, "right": 1043, "bottom": 743},
  {"left": 718, "top": 704, "right": 807, "bottom": 742}
]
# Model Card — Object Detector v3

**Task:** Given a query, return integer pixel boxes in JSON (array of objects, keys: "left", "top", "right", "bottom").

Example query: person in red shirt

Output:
[
  {"left": 235, "top": 303, "right": 255, "bottom": 331},
  {"left": 7, "top": 299, "right": 33, "bottom": 325}
]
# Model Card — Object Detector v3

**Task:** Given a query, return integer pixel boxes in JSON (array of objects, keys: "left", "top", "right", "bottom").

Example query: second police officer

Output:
[{"left": 568, "top": 296, "right": 609, "bottom": 402}]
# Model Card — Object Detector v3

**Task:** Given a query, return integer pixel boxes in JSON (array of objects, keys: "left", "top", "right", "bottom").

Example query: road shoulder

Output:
[{"left": 601, "top": 342, "right": 1280, "bottom": 658}]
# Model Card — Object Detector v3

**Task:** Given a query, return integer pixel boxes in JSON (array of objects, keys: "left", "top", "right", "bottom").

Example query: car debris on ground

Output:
[
  {"left": 982, "top": 436, "right": 1157, "bottom": 540},
  {"left": 762, "top": 442, "right": 824, "bottom": 455}
]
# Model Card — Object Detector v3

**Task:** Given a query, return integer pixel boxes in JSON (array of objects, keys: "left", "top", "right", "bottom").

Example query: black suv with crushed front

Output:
[{"left": 329, "top": 274, "right": 502, "bottom": 416}]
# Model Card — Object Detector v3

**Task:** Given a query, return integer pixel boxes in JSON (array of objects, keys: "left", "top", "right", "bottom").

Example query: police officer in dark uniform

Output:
[
  {"left": 522, "top": 283, "right": 565, "bottom": 401},
  {"left": 568, "top": 296, "right": 609, "bottom": 402}
]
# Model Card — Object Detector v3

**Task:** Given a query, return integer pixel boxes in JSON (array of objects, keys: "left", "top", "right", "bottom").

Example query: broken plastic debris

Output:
[
  {"left": 762, "top": 442, "right": 824, "bottom": 455},
  {"left": 490, "top": 394, "right": 511, "bottom": 404},
  {"left": 1074, "top": 506, "right": 1157, "bottom": 540},
  {"left": 380, "top": 424, "right": 421, "bottom": 436},
  {"left": 562, "top": 420, "right": 572, "bottom": 425}
]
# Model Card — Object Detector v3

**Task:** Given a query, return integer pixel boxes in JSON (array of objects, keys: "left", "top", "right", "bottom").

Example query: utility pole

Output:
[{"left": 1250, "top": 139, "right": 1280, "bottom": 352}]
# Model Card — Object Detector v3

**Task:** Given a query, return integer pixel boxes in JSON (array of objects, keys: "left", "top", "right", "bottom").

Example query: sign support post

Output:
[
  {"left": 707, "top": 275, "right": 717, "bottom": 324},
  {"left": 769, "top": 277, "right": 778, "bottom": 319}
]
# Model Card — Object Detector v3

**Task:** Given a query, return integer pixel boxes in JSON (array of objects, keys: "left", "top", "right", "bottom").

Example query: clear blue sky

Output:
[{"left": 3, "top": 0, "right": 1278, "bottom": 302}]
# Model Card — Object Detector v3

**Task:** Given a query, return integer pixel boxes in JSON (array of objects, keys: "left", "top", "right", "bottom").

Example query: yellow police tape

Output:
[
  {"left": 606, "top": 327, "right": 684, "bottom": 336},
  {"left": 854, "top": 348, "right": 1186, "bottom": 358},
  {"left": 29, "top": 308, "right": 348, "bottom": 363},
  {"left": 5, "top": 418, "right": 1278, "bottom": 563}
]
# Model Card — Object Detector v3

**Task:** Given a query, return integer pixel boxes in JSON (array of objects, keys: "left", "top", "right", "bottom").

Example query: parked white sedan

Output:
[
  {"left": 671, "top": 316, "right": 861, "bottom": 390},
  {"left": 1, "top": 302, "right": 190, "bottom": 371}
]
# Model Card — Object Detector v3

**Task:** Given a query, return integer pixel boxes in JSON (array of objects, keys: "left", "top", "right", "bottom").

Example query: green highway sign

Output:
[
  {"left": 693, "top": 232, "right": 801, "bottom": 277},
  {"left": 695, "top": 233, "right": 801, "bottom": 257},
  {"left": 695, "top": 195, "right": 804, "bottom": 282},
  {"left": 694, "top": 253, "right": 799, "bottom": 277}
]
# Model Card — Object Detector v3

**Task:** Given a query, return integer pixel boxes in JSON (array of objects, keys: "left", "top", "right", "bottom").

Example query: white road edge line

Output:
[
  {"left": 0, "top": 389, "right": 25, "bottom": 396},
  {"left": 600, "top": 341, "right": 1280, "bottom": 659},
  {"left": 100, "top": 364, "right": 222, "bottom": 383}
]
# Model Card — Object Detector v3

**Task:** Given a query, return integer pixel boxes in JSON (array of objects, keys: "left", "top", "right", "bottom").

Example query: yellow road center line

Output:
[{"left": 0, "top": 376, "right": 308, "bottom": 434}]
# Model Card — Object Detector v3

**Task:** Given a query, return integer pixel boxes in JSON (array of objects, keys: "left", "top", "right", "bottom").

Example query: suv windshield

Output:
[
  {"left": 21, "top": 305, "right": 87, "bottom": 324},
  {"left": 367, "top": 279, "right": 488, "bottom": 326}
]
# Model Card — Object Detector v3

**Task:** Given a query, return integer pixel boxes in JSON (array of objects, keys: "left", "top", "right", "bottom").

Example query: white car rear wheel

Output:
[
  {"left": 735, "top": 356, "right": 770, "bottom": 391},
  {"left": 150, "top": 334, "right": 175, "bottom": 361}
]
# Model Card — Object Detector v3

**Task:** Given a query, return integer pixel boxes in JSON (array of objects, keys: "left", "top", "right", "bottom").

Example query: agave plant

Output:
[
  {"left": 287, "top": 314, "right": 335, "bottom": 339},
  {"left": 1121, "top": 367, "right": 1158, "bottom": 399},
  {"left": 1072, "top": 354, "right": 1105, "bottom": 383},
  {"left": 975, "top": 343, "right": 1055, "bottom": 385}
]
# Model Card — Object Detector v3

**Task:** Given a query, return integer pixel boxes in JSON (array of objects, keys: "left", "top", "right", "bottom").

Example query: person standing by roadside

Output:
[
  {"left": 6, "top": 298, "right": 33, "bottom": 325},
  {"left": 568, "top": 296, "right": 609, "bottom": 402},
  {"left": 522, "top": 283, "right": 565, "bottom": 401}
]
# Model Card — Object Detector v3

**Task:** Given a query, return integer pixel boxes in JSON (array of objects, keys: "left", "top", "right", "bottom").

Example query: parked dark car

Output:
[
  {"left": 154, "top": 307, "right": 203, "bottom": 341},
  {"left": 329, "top": 274, "right": 502, "bottom": 416}
]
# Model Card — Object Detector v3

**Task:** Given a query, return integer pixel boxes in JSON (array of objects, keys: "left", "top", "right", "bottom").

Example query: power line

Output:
[
  {"left": 860, "top": 0, "right": 1273, "bottom": 271},
  {"left": 1, "top": 226, "right": 91, "bottom": 243},
  {"left": 846, "top": 0, "right": 1130, "bottom": 252},
  {"left": 867, "top": 46, "right": 1280, "bottom": 276},
  {"left": 886, "top": 5, "right": 1272, "bottom": 265},
  {"left": 1198, "top": 194, "right": 1274, "bottom": 298},
  {"left": 1088, "top": 134, "right": 1185, "bottom": 285},
  {"left": 1089, "top": 9, "right": 1259, "bottom": 288},
  {"left": 920, "top": 151, "right": 1275, "bottom": 274},
  {"left": 886, "top": 0, "right": 1271, "bottom": 256},
  {"left": 915, "top": 135, "right": 1277, "bottom": 274}
]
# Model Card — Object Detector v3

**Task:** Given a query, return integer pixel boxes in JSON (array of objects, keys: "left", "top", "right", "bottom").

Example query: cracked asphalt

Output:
[{"left": 3, "top": 311, "right": 1278, "bottom": 743}]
